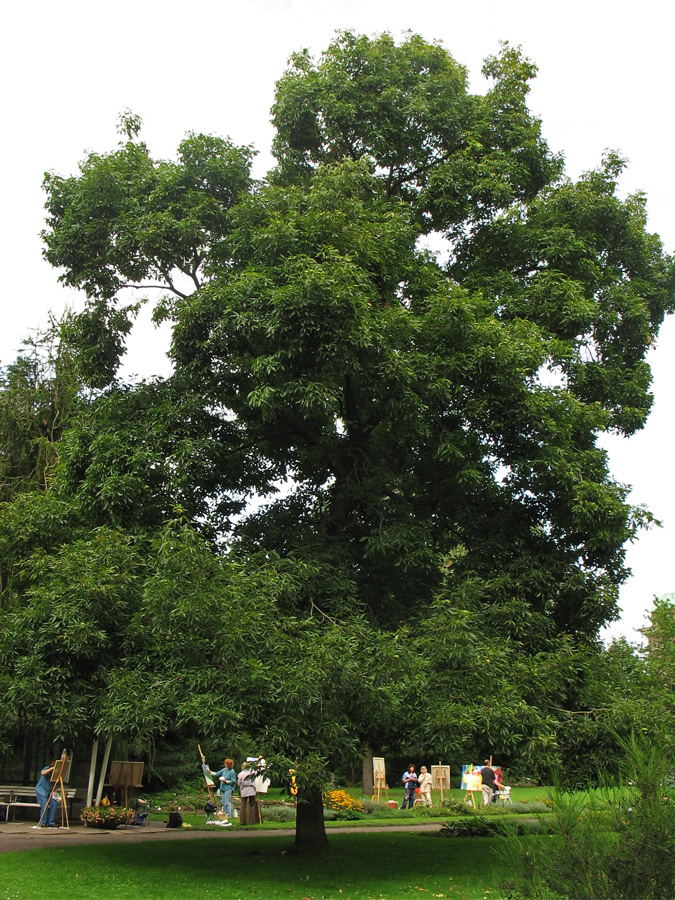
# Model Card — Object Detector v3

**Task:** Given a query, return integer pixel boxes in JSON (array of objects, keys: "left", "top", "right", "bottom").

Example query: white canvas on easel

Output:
[
  {"left": 431, "top": 763, "right": 451, "bottom": 803},
  {"left": 372, "top": 757, "right": 388, "bottom": 801}
]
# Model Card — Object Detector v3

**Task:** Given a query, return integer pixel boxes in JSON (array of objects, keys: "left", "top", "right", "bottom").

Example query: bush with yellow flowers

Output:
[{"left": 323, "top": 790, "right": 364, "bottom": 813}]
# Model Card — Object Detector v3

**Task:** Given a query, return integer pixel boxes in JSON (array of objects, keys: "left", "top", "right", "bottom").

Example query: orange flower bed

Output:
[{"left": 323, "top": 790, "right": 364, "bottom": 813}]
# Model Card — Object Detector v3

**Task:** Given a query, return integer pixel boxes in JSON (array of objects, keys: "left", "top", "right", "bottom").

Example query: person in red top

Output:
[{"left": 491, "top": 768, "right": 504, "bottom": 804}]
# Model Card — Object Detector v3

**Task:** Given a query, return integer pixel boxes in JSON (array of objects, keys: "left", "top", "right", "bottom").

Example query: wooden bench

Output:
[{"left": 0, "top": 786, "right": 78, "bottom": 822}]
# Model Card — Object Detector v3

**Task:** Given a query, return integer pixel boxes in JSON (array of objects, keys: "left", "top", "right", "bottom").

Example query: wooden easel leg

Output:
[{"left": 57, "top": 776, "right": 69, "bottom": 829}]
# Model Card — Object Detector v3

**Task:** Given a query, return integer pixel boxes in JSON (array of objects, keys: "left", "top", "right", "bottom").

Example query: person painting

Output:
[
  {"left": 492, "top": 768, "right": 504, "bottom": 804},
  {"left": 480, "top": 759, "right": 496, "bottom": 807},
  {"left": 237, "top": 761, "right": 258, "bottom": 825},
  {"left": 207, "top": 758, "right": 236, "bottom": 822},
  {"left": 401, "top": 764, "right": 418, "bottom": 809},
  {"left": 418, "top": 765, "right": 433, "bottom": 806},
  {"left": 34, "top": 763, "right": 57, "bottom": 828}
]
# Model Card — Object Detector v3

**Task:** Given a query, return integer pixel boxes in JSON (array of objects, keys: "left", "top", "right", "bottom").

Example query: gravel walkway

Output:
[{"left": 0, "top": 821, "right": 441, "bottom": 855}]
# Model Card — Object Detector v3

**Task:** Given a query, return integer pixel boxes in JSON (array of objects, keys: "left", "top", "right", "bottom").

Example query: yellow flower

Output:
[{"left": 323, "top": 790, "right": 364, "bottom": 813}]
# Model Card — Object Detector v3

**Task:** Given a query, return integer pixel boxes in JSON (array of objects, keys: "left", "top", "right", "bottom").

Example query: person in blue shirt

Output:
[
  {"left": 34, "top": 763, "right": 57, "bottom": 827},
  {"left": 207, "top": 758, "right": 236, "bottom": 821},
  {"left": 401, "top": 765, "right": 418, "bottom": 809}
]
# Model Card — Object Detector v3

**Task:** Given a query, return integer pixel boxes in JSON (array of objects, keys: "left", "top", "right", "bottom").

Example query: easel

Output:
[
  {"left": 196, "top": 744, "right": 218, "bottom": 811},
  {"left": 39, "top": 751, "right": 70, "bottom": 829},
  {"left": 372, "top": 757, "right": 388, "bottom": 802},
  {"left": 105, "top": 761, "right": 144, "bottom": 821},
  {"left": 463, "top": 788, "right": 478, "bottom": 809},
  {"left": 431, "top": 762, "right": 451, "bottom": 805}
]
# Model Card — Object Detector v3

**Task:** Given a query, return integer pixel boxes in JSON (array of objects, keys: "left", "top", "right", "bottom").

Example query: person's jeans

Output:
[
  {"left": 35, "top": 787, "right": 56, "bottom": 825},
  {"left": 220, "top": 788, "right": 232, "bottom": 816},
  {"left": 401, "top": 786, "right": 416, "bottom": 809}
]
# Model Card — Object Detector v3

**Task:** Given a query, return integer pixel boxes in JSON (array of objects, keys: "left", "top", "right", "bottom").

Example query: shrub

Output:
[
  {"left": 500, "top": 734, "right": 675, "bottom": 900},
  {"left": 359, "top": 798, "right": 391, "bottom": 815},
  {"left": 260, "top": 806, "right": 296, "bottom": 823},
  {"left": 437, "top": 798, "right": 468, "bottom": 814},
  {"left": 415, "top": 802, "right": 465, "bottom": 818},
  {"left": 499, "top": 801, "right": 550, "bottom": 815},
  {"left": 439, "top": 820, "right": 503, "bottom": 838}
]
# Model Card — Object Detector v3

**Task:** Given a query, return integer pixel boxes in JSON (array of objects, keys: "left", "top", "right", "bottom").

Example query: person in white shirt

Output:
[{"left": 418, "top": 765, "right": 432, "bottom": 806}]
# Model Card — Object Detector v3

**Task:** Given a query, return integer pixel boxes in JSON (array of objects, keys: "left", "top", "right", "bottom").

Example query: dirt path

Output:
[{"left": 0, "top": 822, "right": 441, "bottom": 855}]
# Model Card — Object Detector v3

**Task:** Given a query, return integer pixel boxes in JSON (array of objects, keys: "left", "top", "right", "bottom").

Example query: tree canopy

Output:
[{"left": 2, "top": 31, "right": 674, "bottom": 848}]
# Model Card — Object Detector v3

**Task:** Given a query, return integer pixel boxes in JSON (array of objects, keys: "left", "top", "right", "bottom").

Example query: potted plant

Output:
[{"left": 80, "top": 803, "right": 134, "bottom": 829}]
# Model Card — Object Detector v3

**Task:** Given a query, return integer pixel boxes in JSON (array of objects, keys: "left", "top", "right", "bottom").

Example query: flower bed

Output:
[
  {"left": 80, "top": 805, "right": 134, "bottom": 829},
  {"left": 324, "top": 790, "right": 365, "bottom": 819}
]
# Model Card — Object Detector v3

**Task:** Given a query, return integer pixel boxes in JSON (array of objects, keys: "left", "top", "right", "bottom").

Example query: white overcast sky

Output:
[{"left": 2, "top": 0, "right": 673, "bottom": 642}]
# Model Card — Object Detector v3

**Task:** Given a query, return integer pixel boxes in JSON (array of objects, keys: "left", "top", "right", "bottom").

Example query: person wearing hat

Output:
[{"left": 238, "top": 761, "right": 258, "bottom": 825}]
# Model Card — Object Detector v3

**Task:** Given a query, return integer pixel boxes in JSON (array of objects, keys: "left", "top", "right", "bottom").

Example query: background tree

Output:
[
  {"left": 0, "top": 317, "right": 79, "bottom": 504},
  {"left": 640, "top": 594, "right": 675, "bottom": 753},
  {"left": 7, "top": 31, "right": 673, "bottom": 848}
]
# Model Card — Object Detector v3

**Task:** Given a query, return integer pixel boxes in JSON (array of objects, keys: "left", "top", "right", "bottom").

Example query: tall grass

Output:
[{"left": 500, "top": 734, "right": 675, "bottom": 900}]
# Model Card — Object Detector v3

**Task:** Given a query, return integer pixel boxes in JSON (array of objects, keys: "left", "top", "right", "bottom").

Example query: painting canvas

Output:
[
  {"left": 431, "top": 764, "right": 450, "bottom": 790},
  {"left": 50, "top": 752, "right": 70, "bottom": 783},
  {"left": 372, "top": 757, "right": 386, "bottom": 780},
  {"left": 461, "top": 764, "right": 483, "bottom": 791},
  {"left": 107, "top": 761, "right": 144, "bottom": 787}
]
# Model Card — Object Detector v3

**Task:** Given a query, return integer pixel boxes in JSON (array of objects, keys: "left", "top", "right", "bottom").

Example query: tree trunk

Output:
[
  {"left": 362, "top": 747, "right": 374, "bottom": 797},
  {"left": 292, "top": 787, "right": 330, "bottom": 853}
]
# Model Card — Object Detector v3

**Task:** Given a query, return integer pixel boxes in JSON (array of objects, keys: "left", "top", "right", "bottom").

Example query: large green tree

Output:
[{"left": 10, "top": 31, "right": 674, "bottom": 846}]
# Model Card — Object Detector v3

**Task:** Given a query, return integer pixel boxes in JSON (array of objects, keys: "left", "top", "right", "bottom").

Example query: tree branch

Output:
[{"left": 119, "top": 281, "right": 190, "bottom": 299}]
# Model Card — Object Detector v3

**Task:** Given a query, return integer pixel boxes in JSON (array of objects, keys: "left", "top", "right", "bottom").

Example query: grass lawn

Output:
[{"left": 0, "top": 831, "right": 511, "bottom": 900}]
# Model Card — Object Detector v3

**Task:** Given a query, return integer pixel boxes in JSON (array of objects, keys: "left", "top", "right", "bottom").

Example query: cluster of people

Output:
[
  {"left": 400, "top": 764, "right": 433, "bottom": 808},
  {"left": 206, "top": 756, "right": 269, "bottom": 825},
  {"left": 400, "top": 758, "right": 507, "bottom": 808}
]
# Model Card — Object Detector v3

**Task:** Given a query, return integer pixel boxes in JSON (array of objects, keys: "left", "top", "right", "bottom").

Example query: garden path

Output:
[{"left": 0, "top": 821, "right": 441, "bottom": 854}]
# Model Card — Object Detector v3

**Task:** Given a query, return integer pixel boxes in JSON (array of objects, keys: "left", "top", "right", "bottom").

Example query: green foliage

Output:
[
  {"left": 259, "top": 804, "right": 296, "bottom": 822},
  {"left": 42, "top": 126, "right": 253, "bottom": 386},
  {"left": 640, "top": 595, "right": 675, "bottom": 752},
  {"left": 0, "top": 316, "right": 80, "bottom": 502},
  {"left": 501, "top": 735, "right": 675, "bottom": 899},
  {"left": 36, "top": 32, "right": 674, "bottom": 650},
  {"left": 272, "top": 32, "right": 560, "bottom": 225}
]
